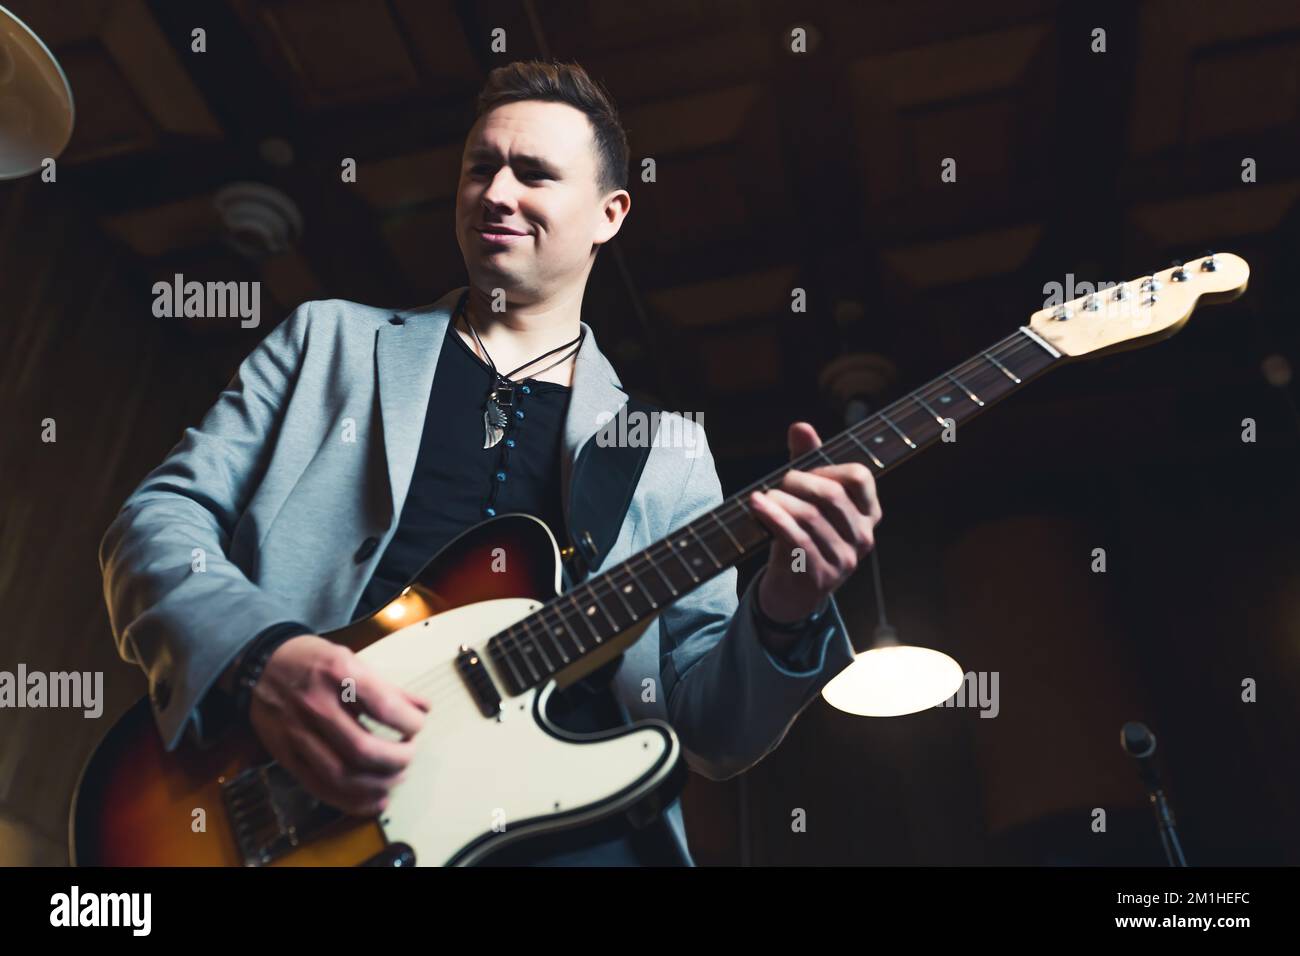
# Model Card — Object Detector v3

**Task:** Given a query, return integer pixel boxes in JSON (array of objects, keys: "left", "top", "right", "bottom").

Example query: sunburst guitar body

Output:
[{"left": 71, "top": 514, "right": 685, "bottom": 866}]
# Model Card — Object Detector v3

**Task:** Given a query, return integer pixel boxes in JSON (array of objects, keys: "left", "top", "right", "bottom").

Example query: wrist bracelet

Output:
[
  {"left": 232, "top": 627, "right": 305, "bottom": 721},
  {"left": 753, "top": 589, "right": 829, "bottom": 634}
]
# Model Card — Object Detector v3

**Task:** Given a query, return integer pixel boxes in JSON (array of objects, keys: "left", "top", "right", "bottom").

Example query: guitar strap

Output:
[
  {"left": 561, "top": 394, "right": 661, "bottom": 591},
  {"left": 556, "top": 394, "right": 661, "bottom": 705}
]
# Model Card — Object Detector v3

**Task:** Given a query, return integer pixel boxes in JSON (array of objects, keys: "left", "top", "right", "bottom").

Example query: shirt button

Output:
[
  {"left": 505, "top": 438, "right": 516, "bottom": 448},
  {"left": 521, "top": 384, "right": 531, "bottom": 394},
  {"left": 514, "top": 409, "right": 524, "bottom": 421},
  {"left": 484, "top": 506, "right": 496, "bottom": 517},
  {"left": 496, "top": 470, "right": 506, "bottom": 481},
  {"left": 354, "top": 537, "right": 379, "bottom": 563}
]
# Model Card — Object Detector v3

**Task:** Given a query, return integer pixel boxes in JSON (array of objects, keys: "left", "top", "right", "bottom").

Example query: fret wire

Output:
[
  {"left": 666, "top": 536, "right": 701, "bottom": 583},
  {"left": 548, "top": 604, "right": 587, "bottom": 655},
  {"left": 567, "top": 592, "right": 603, "bottom": 642},
  {"left": 844, "top": 430, "right": 885, "bottom": 468},
  {"left": 527, "top": 615, "right": 570, "bottom": 665},
  {"left": 535, "top": 606, "right": 577, "bottom": 658},
  {"left": 944, "top": 371, "right": 983, "bottom": 406},
  {"left": 507, "top": 627, "right": 542, "bottom": 682},
  {"left": 982, "top": 350, "right": 1021, "bottom": 384},
  {"left": 486, "top": 640, "right": 511, "bottom": 687},
  {"left": 643, "top": 549, "right": 679, "bottom": 597},
  {"left": 518, "top": 622, "right": 556, "bottom": 672},
  {"left": 710, "top": 510, "right": 745, "bottom": 552},
  {"left": 496, "top": 640, "right": 525, "bottom": 691},
  {"left": 629, "top": 569, "right": 659, "bottom": 609},
  {"left": 913, "top": 393, "right": 947, "bottom": 426},
  {"left": 890, "top": 400, "right": 945, "bottom": 437},
  {"left": 610, "top": 578, "right": 639, "bottom": 620},
  {"left": 687, "top": 524, "right": 723, "bottom": 570},
  {"left": 878, "top": 411, "right": 917, "bottom": 449},
  {"left": 585, "top": 583, "right": 620, "bottom": 631}
]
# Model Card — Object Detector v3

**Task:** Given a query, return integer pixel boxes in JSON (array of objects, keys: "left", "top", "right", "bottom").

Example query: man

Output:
[{"left": 99, "top": 60, "right": 882, "bottom": 866}]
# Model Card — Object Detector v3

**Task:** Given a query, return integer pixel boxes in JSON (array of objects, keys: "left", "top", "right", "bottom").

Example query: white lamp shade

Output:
[
  {"left": 822, "top": 644, "right": 965, "bottom": 717},
  {"left": 0, "top": 5, "right": 74, "bottom": 179}
]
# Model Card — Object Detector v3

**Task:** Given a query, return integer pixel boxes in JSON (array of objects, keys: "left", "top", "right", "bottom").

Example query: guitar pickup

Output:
[{"left": 455, "top": 646, "right": 502, "bottom": 718}]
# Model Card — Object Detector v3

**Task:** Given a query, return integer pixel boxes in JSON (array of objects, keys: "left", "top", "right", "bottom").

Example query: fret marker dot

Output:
[
  {"left": 586, "top": 606, "right": 596, "bottom": 616},
  {"left": 940, "top": 395, "right": 952, "bottom": 403},
  {"left": 623, "top": 585, "right": 633, "bottom": 593},
  {"left": 873, "top": 436, "right": 884, "bottom": 444}
]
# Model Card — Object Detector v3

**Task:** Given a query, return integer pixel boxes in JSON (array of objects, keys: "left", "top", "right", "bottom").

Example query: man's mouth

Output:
[{"left": 478, "top": 230, "right": 527, "bottom": 247}]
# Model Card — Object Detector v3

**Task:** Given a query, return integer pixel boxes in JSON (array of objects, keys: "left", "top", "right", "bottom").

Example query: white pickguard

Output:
[{"left": 355, "top": 597, "right": 679, "bottom": 866}]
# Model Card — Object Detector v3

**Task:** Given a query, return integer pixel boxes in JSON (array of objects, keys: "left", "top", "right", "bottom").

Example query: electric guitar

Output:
[{"left": 70, "top": 253, "right": 1250, "bottom": 866}]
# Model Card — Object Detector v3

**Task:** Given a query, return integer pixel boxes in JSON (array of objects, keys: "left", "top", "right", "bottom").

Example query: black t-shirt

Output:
[{"left": 352, "top": 313, "right": 571, "bottom": 621}]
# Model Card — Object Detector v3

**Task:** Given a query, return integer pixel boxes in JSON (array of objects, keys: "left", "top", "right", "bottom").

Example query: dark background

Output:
[{"left": 1, "top": 0, "right": 1297, "bottom": 865}]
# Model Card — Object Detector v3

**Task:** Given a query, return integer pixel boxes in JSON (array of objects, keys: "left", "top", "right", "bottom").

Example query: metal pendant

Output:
[{"left": 482, "top": 383, "right": 513, "bottom": 449}]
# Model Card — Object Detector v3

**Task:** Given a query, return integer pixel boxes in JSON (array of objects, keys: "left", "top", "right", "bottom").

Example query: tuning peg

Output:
[
  {"left": 1200, "top": 251, "right": 1218, "bottom": 272},
  {"left": 1171, "top": 259, "right": 1188, "bottom": 282}
]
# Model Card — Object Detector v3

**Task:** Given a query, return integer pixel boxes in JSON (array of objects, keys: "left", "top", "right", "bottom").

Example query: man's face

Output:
[{"left": 455, "top": 99, "right": 627, "bottom": 301}]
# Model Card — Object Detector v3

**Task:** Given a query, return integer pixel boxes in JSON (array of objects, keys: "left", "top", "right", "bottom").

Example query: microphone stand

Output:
[{"left": 1122, "top": 721, "right": 1187, "bottom": 867}]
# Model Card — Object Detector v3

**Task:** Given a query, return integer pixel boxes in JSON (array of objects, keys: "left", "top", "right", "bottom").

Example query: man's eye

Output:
[{"left": 468, "top": 165, "right": 546, "bottom": 180}]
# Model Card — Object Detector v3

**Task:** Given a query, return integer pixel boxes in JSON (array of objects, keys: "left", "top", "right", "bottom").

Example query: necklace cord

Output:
[{"left": 459, "top": 294, "right": 584, "bottom": 384}]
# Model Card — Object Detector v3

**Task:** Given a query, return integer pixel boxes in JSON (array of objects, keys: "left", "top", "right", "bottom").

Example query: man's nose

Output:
[{"left": 481, "top": 169, "right": 519, "bottom": 211}]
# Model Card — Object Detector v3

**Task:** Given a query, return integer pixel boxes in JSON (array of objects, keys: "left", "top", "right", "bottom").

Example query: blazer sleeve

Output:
[
  {"left": 656, "top": 421, "right": 857, "bottom": 782},
  {"left": 98, "top": 301, "right": 316, "bottom": 752}
]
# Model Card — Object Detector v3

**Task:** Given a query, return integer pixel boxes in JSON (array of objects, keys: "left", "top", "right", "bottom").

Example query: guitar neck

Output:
[{"left": 487, "top": 325, "right": 1064, "bottom": 693}]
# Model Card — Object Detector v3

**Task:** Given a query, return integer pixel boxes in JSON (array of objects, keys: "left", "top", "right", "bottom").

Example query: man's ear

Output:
[{"left": 597, "top": 190, "right": 631, "bottom": 244}]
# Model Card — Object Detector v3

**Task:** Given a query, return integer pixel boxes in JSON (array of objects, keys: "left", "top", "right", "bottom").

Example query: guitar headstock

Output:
[{"left": 1027, "top": 253, "right": 1249, "bottom": 360}]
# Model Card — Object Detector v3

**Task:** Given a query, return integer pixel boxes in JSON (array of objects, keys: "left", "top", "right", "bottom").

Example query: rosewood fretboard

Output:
[{"left": 486, "top": 325, "right": 1062, "bottom": 694}]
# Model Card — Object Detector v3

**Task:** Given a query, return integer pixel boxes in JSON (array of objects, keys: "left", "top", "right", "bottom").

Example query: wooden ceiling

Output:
[{"left": 8, "top": 0, "right": 1300, "bottom": 466}]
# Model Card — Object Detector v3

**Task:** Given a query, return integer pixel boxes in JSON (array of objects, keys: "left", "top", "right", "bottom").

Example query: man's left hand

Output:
[{"left": 749, "top": 422, "right": 882, "bottom": 625}]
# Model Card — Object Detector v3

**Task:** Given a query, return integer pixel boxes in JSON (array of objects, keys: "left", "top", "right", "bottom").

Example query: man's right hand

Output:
[{"left": 247, "top": 635, "right": 431, "bottom": 817}]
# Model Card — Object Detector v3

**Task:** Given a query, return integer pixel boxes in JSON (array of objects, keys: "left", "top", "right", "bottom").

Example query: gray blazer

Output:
[{"left": 98, "top": 287, "right": 857, "bottom": 864}]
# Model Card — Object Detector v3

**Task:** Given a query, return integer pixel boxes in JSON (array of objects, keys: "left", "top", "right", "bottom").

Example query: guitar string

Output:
[{"left": 371, "top": 330, "right": 1056, "bottom": 707}]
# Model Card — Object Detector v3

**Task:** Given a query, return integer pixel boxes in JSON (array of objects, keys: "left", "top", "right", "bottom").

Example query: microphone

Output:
[{"left": 1121, "top": 721, "right": 1187, "bottom": 866}]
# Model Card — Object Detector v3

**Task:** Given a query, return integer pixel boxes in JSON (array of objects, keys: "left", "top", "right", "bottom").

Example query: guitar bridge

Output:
[{"left": 220, "top": 761, "right": 343, "bottom": 866}]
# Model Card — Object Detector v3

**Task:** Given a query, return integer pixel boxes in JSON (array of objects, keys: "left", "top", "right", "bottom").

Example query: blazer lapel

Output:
[
  {"left": 376, "top": 288, "right": 460, "bottom": 521},
  {"left": 559, "top": 320, "right": 630, "bottom": 538},
  {"left": 376, "top": 286, "right": 630, "bottom": 543}
]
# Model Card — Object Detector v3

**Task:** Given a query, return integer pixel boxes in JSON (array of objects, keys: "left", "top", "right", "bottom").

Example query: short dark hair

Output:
[{"left": 474, "top": 60, "right": 629, "bottom": 196}]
